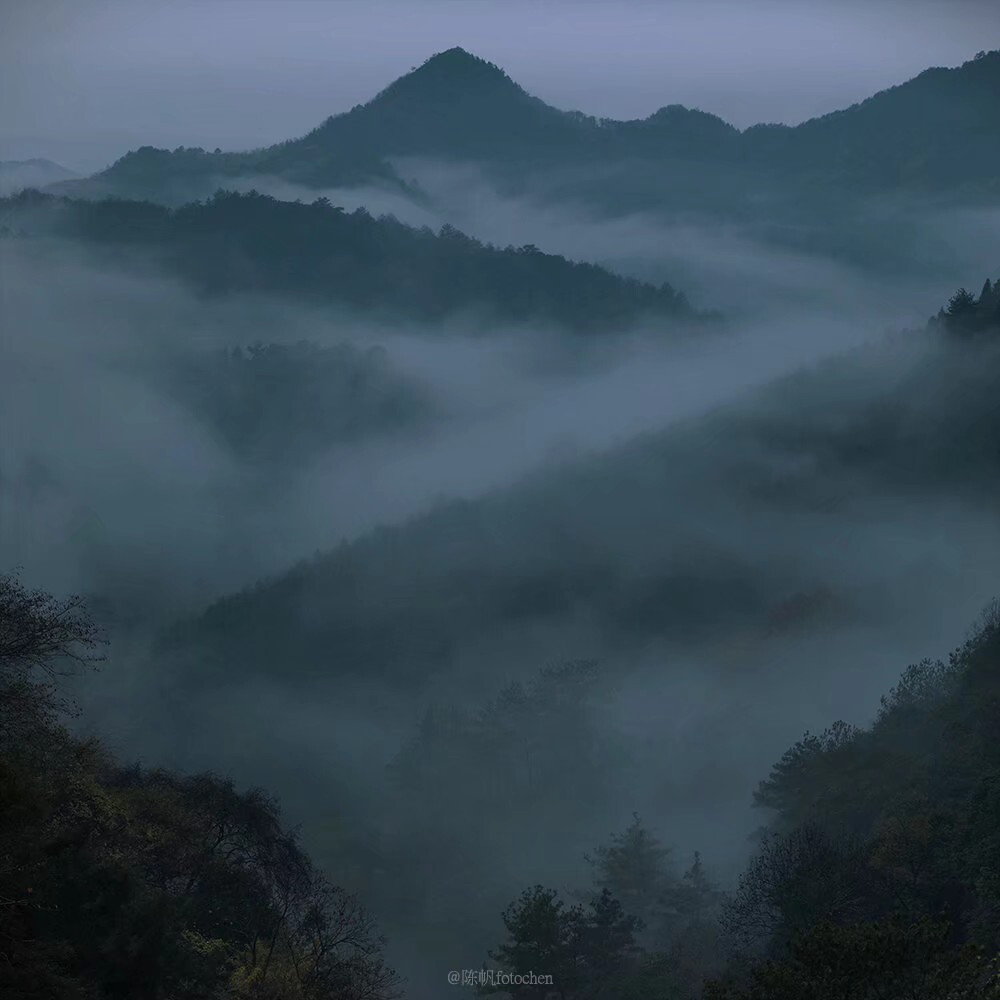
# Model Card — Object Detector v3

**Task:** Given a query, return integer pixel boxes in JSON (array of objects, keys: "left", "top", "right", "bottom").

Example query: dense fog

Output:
[{"left": 2, "top": 14, "right": 1000, "bottom": 1000}]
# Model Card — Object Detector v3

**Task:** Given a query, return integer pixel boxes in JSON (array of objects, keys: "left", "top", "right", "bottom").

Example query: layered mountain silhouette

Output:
[
  {"left": 160, "top": 275, "right": 1000, "bottom": 695},
  {"left": 1, "top": 188, "right": 697, "bottom": 332},
  {"left": 49, "top": 47, "right": 1000, "bottom": 211},
  {"left": 0, "top": 158, "right": 77, "bottom": 195}
]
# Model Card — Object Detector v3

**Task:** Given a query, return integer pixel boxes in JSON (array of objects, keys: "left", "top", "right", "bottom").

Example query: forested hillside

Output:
[
  {"left": 162, "top": 277, "right": 1000, "bottom": 693},
  {"left": 703, "top": 601, "right": 1000, "bottom": 999},
  {"left": 6, "top": 580, "right": 1000, "bottom": 998},
  {"left": 0, "top": 190, "right": 696, "bottom": 333},
  {"left": 0, "top": 574, "right": 400, "bottom": 999},
  {"left": 476, "top": 606, "right": 1000, "bottom": 999}
]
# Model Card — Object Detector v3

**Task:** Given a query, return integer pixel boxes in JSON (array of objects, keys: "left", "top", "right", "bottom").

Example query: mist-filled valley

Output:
[{"left": 3, "top": 12, "right": 1000, "bottom": 999}]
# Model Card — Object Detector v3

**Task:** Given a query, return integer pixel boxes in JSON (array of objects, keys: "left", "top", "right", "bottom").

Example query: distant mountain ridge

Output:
[
  {"left": 0, "top": 158, "right": 77, "bottom": 195},
  {"left": 50, "top": 47, "right": 1000, "bottom": 212}
]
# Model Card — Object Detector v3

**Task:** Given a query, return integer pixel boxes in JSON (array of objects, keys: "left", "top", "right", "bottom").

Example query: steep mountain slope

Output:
[
  {"left": 703, "top": 608, "right": 1000, "bottom": 999},
  {"left": 298, "top": 47, "right": 593, "bottom": 163}
]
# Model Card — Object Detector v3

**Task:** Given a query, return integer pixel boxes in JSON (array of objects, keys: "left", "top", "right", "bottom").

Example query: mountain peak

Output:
[
  {"left": 425, "top": 46, "right": 479, "bottom": 64},
  {"left": 419, "top": 47, "right": 504, "bottom": 75},
  {"left": 383, "top": 47, "right": 521, "bottom": 98},
  {"left": 303, "top": 44, "right": 572, "bottom": 162}
]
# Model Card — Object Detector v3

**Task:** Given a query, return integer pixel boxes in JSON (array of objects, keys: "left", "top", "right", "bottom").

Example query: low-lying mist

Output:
[
  {"left": 219, "top": 159, "right": 1000, "bottom": 324},
  {"left": 3, "top": 195, "right": 999, "bottom": 999},
  {"left": 0, "top": 227, "right": 899, "bottom": 614}
]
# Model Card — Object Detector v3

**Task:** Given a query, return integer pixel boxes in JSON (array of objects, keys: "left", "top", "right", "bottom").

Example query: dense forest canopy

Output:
[
  {"left": 7, "top": 572, "right": 1000, "bottom": 997},
  {"left": 0, "top": 574, "right": 400, "bottom": 999},
  {"left": 0, "top": 189, "right": 697, "bottom": 334}
]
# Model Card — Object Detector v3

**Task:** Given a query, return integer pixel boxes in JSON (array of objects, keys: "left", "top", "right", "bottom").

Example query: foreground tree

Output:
[
  {"left": 707, "top": 602, "right": 1000, "bottom": 996},
  {"left": 483, "top": 885, "right": 642, "bottom": 999},
  {"left": 0, "top": 573, "right": 399, "bottom": 999},
  {"left": 585, "top": 814, "right": 674, "bottom": 932}
]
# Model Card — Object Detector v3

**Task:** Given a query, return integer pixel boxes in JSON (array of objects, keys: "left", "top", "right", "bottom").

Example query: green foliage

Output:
[
  {"left": 0, "top": 572, "right": 106, "bottom": 674},
  {"left": 935, "top": 277, "right": 1000, "bottom": 337},
  {"left": 587, "top": 814, "right": 674, "bottom": 910},
  {"left": 0, "top": 574, "right": 399, "bottom": 999},
  {"left": 752, "top": 721, "right": 863, "bottom": 829},
  {"left": 585, "top": 818, "right": 726, "bottom": 995},
  {"left": 484, "top": 886, "right": 642, "bottom": 999},
  {"left": 710, "top": 604, "right": 1000, "bottom": 996},
  {"left": 706, "top": 919, "right": 1000, "bottom": 1000},
  {"left": 584, "top": 814, "right": 713, "bottom": 951},
  {"left": 723, "top": 825, "right": 880, "bottom": 951},
  {"left": 483, "top": 818, "right": 727, "bottom": 1000}
]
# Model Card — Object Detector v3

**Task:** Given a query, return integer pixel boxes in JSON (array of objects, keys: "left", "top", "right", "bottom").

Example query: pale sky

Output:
[{"left": 2, "top": 0, "right": 998, "bottom": 173}]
